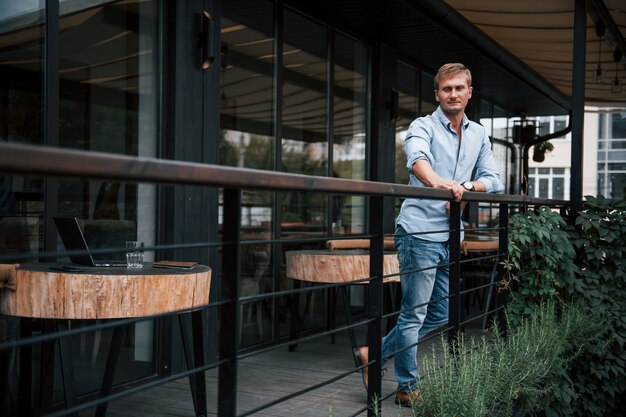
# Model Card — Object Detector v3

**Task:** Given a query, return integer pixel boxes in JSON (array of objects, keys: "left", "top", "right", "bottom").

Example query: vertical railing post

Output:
[
  {"left": 496, "top": 203, "right": 509, "bottom": 337},
  {"left": 448, "top": 201, "right": 462, "bottom": 343},
  {"left": 367, "top": 196, "right": 384, "bottom": 416},
  {"left": 218, "top": 188, "right": 241, "bottom": 417}
]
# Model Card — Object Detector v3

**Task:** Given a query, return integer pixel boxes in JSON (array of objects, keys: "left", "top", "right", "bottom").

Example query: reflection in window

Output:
[
  {"left": 0, "top": 3, "right": 44, "bottom": 261},
  {"left": 395, "top": 61, "right": 419, "bottom": 216},
  {"left": 332, "top": 32, "right": 367, "bottom": 234},
  {"left": 608, "top": 173, "right": 626, "bottom": 199},
  {"left": 1, "top": 0, "right": 160, "bottom": 405},
  {"left": 420, "top": 71, "right": 436, "bottom": 116},
  {"left": 56, "top": 0, "right": 160, "bottom": 237},
  {"left": 612, "top": 112, "right": 626, "bottom": 139},
  {"left": 281, "top": 9, "right": 328, "bottom": 231},
  {"left": 220, "top": 1, "right": 276, "bottom": 348},
  {"left": 220, "top": 0, "right": 274, "bottom": 170}
]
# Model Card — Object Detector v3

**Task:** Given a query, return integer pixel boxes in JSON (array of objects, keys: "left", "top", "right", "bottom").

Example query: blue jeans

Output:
[{"left": 381, "top": 226, "right": 449, "bottom": 393}]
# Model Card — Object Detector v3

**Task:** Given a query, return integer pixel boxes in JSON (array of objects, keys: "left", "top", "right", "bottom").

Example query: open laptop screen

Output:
[{"left": 53, "top": 217, "right": 126, "bottom": 267}]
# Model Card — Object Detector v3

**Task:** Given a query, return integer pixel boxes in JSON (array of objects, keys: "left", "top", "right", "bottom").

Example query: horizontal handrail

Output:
[{"left": 0, "top": 142, "right": 568, "bottom": 206}]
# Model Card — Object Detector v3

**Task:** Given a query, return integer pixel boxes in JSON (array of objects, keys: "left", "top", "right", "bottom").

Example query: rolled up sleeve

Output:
[
  {"left": 474, "top": 135, "right": 505, "bottom": 193},
  {"left": 404, "top": 119, "right": 434, "bottom": 172}
]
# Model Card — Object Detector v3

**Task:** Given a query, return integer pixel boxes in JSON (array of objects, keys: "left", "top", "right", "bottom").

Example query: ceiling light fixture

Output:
[
  {"left": 593, "top": 22, "right": 606, "bottom": 83},
  {"left": 612, "top": 50, "right": 622, "bottom": 94}
]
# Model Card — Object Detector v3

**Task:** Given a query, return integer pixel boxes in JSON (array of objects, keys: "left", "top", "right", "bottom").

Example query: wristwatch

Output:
[{"left": 462, "top": 181, "right": 475, "bottom": 191}]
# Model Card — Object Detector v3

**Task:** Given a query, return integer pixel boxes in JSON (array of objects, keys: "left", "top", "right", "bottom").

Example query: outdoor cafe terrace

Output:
[{"left": 0, "top": 143, "right": 572, "bottom": 417}]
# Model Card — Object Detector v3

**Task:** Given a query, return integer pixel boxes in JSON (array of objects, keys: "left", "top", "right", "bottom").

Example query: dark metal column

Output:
[
  {"left": 366, "top": 196, "right": 384, "bottom": 417},
  {"left": 570, "top": 0, "right": 587, "bottom": 216},
  {"left": 218, "top": 188, "right": 241, "bottom": 417},
  {"left": 448, "top": 201, "right": 462, "bottom": 343}
]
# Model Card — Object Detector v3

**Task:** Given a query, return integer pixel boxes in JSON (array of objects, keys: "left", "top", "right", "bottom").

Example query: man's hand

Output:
[
  {"left": 412, "top": 160, "right": 465, "bottom": 202},
  {"left": 431, "top": 179, "right": 464, "bottom": 202}
]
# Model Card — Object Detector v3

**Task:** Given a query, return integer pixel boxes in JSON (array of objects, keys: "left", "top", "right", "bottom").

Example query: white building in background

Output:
[
  {"left": 487, "top": 107, "right": 626, "bottom": 202},
  {"left": 527, "top": 108, "right": 626, "bottom": 202}
]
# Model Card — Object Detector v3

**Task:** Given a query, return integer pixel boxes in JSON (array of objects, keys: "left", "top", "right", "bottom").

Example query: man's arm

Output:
[
  {"left": 412, "top": 159, "right": 465, "bottom": 202},
  {"left": 472, "top": 133, "right": 505, "bottom": 193}
]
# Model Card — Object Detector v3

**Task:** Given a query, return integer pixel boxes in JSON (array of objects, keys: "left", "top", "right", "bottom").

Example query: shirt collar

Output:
[{"left": 435, "top": 106, "right": 470, "bottom": 130}]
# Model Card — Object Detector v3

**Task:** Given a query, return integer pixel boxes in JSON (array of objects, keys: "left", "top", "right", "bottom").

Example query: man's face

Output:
[{"left": 434, "top": 75, "right": 472, "bottom": 116}]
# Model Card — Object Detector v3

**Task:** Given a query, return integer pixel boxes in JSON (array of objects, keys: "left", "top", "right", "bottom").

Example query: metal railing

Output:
[{"left": 0, "top": 142, "right": 569, "bottom": 417}]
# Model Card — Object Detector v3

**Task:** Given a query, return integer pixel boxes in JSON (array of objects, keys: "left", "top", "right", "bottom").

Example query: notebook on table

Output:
[{"left": 53, "top": 217, "right": 127, "bottom": 267}]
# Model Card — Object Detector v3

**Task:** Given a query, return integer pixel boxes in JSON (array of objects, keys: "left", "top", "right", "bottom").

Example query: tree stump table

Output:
[
  {"left": 0, "top": 263, "right": 211, "bottom": 417},
  {"left": 285, "top": 249, "right": 399, "bottom": 361}
]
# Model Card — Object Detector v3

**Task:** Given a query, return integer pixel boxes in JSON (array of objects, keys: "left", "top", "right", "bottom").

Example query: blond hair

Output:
[{"left": 434, "top": 63, "right": 472, "bottom": 90}]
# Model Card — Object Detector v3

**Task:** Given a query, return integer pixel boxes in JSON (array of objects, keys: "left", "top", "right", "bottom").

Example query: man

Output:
[{"left": 356, "top": 63, "right": 504, "bottom": 406}]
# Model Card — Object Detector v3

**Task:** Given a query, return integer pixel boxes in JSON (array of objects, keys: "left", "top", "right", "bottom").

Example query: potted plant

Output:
[{"left": 532, "top": 140, "right": 554, "bottom": 162}]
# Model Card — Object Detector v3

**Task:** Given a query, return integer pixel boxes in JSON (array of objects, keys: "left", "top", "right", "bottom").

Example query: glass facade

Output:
[
  {"left": 598, "top": 111, "right": 626, "bottom": 199},
  {"left": 0, "top": 3, "right": 44, "bottom": 256},
  {"left": 0, "top": 0, "right": 161, "bottom": 408},
  {"left": 394, "top": 61, "right": 420, "bottom": 217},
  {"left": 219, "top": 2, "right": 371, "bottom": 347}
]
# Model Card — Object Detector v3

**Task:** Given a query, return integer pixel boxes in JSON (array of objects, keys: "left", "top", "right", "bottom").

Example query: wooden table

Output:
[
  {"left": 0, "top": 262, "right": 211, "bottom": 417},
  {"left": 285, "top": 249, "right": 399, "bottom": 362},
  {"left": 286, "top": 249, "right": 399, "bottom": 284},
  {"left": 1, "top": 263, "right": 211, "bottom": 319}
]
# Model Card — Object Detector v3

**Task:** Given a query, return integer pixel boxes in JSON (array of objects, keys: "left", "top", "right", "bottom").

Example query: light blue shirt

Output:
[{"left": 396, "top": 106, "right": 504, "bottom": 242}]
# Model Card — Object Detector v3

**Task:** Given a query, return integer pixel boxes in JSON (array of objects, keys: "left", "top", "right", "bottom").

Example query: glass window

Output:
[
  {"left": 1, "top": 0, "right": 161, "bottom": 404},
  {"left": 396, "top": 61, "right": 418, "bottom": 135},
  {"left": 221, "top": 0, "right": 277, "bottom": 347},
  {"left": 332, "top": 32, "right": 367, "bottom": 234},
  {"left": 608, "top": 140, "right": 626, "bottom": 149},
  {"left": 554, "top": 116, "right": 568, "bottom": 136},
  {"left": 607, "top": 151, "right": 626, "bottom": 161},
  {"left": 395, "top": 61, "right": 419, "bottom": 216},
  {"left": 0, "top": 3, "right": 44, "bottom": 258},
  {"left": 420, "top": 71, "right": 436, "bottom": 116},
  {"left": 552, "top": 177, "right": 564, "bottom": 199},
  {"left": 281, "top": 9, "right": 328, "bottom": 232},
  {"left": 609, "top": 173, "right": 626, "bottom": 199},
  {"left": 611, "top": 112, "right": 626, "bottom": 140},
  {"left": 538, "top": 178, "right": 549, "bottom": 198},
  {"left": 528, "top": 168, "right": 570, "bottom": 200},
  {"left": 61, "top": 0, "right": 160, "bottom": 391},
  {"left": 220, "top": 0, "right": 274, "bottom": 169},
  {"left": 599, "top": 113, "right": 608, "bottom": 139},
  {"left": 527, "top": 177, "right": 535, "bottom": 197},
  {"left": 479, "top": 99, "right": 493, "bottom": 136}
]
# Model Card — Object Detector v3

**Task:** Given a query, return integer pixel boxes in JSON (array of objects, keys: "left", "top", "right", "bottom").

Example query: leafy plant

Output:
[
  {"left": 500, "top": 207, "right": 577, "bottom": 326},
  {"left": 533, "top": 140, "right": 554, "bottom": 153},
  {"left": 563, "top": 195, "right": 626, "bottom": 416},
  {"left": 532, "top": 141, "right": 554, "bottom": 162},
  {"left": 503, "top": 196, "right": 626, "bottom": 416}
]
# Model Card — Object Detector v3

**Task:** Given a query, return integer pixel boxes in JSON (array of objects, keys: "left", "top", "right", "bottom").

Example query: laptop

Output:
[{"left": 53, "top": 217, "right": 127, "bottom": 267}]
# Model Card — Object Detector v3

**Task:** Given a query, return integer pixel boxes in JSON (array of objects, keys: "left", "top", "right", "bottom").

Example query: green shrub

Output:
[
  {"left": 412, "top": 302, "right": 603, "bottom": 417},
  {"left": 501, "top": 207, "right": 577, "bottom": 326},
  {"left": 563, "top": 196, "right": 626, "bottom": 416},
  {"left": 503, "top": 196, "right": 626, "bottom": 416}
]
